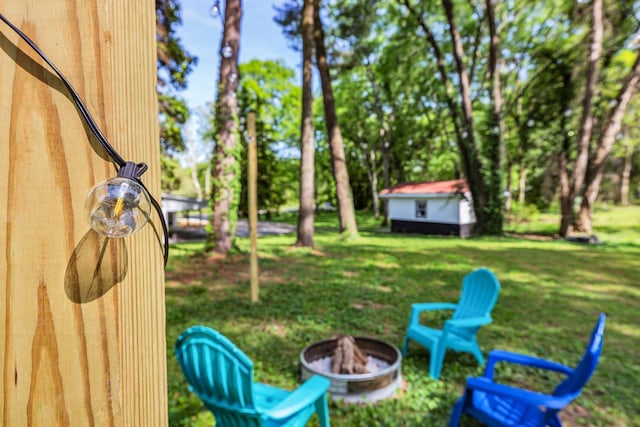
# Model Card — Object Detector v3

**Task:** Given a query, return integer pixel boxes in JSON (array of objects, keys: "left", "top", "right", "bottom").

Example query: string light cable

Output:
[{"left": 0, "top": 11, "right": 169, "bottom": 265}]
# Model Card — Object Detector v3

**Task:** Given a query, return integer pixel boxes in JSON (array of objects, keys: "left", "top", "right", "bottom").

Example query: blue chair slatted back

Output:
[
  {"left": 553, "top": 313, "right": 606, "bottom": 398},
  {"left": 175, "top": 326, "right": 259, "bottom": 422},
  {"left": 451, "top": 268, "right": 501, "bottom": 339}
]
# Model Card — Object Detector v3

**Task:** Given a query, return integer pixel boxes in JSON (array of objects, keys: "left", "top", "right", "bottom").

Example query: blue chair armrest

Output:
[
  {"left": 411, "top": 302, "right": 458, "bottom": 312},
  {"left": 444, "top": 316, "right": 492, "bottom": 329},
  {"left": 409, "top": 303, "right": 457, "bottom": 324},
  {"left": 466, "top": 377, "right": 571, "bottom": 410},
  {"left": 265, "top": 375, "right": 330, "bottom": 420},
  {"left": 484, "top": 349, "right": 574, "bottom": 379}
]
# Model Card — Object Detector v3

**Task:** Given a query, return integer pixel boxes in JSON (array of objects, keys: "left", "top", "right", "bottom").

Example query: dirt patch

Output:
[
  {"left": 167, "top": 251, "right": 299, "bottom": 292},
  {"left": 559, "top": 404, "right": 591, "bottom": 426},
  {"left": 259, "top": 321, "right": 288, "bottom": 337},
  {"left": 165, "top": 257, "right": 211, "bottom": 285},
  {"left": 351, "top": 301, "right": 386, "bottom": 310},
  {"left": 505, "top": 232, "right": 557, "bottom": 241}
]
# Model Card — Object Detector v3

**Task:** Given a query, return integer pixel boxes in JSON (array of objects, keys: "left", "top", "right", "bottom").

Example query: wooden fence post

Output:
[
  {"left": 247, "top": 112, "right": 259, "bottom": 302},
  {"left": 0, "top": 1, "right": 167, "bottom": 425}
]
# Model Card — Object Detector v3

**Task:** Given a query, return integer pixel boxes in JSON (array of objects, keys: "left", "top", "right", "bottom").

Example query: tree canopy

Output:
[{"left": 165, "top": 0, "right": 640, "bottom": 237}]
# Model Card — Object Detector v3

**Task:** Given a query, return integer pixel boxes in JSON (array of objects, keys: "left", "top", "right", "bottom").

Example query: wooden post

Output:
[
  {"left": 0, "top": 1, "right": 167, "bottom": 426},
  {"left": 247, "top": 113, "right": 259, "bottom": 302}
]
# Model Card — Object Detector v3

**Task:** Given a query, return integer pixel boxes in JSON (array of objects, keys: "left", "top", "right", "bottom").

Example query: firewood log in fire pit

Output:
[{"left": 331, "top": 335, "right": 370, "bottom": 374}]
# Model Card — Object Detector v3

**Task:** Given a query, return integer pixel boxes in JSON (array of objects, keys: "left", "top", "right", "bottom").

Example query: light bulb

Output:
[
  {"left": 210, "top": 3, "right": 220, "bottom": 17},
  {"left": 85, "top": 177, "right": 151, "bottom": 237},
  {"left": 221, "top": 44, "right": 233, "bottom": 58}
]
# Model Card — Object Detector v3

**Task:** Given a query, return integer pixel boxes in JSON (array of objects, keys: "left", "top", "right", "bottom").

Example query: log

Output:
[{"left": 331, "top": 335, "right": 369, "bottom": 374}]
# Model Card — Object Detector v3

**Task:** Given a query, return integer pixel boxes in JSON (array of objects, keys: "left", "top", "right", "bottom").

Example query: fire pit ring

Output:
[{"left": 300, "top": 336, "right": 402, "bottom": 403}]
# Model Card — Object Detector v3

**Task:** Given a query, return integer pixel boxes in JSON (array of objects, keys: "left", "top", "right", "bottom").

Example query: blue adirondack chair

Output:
[
  {"left": 402, "top": 267, "right": 501, "bottom": 379},
  {"left": 175, "top": 326, "right": 331, "bottom": 426},
  {"left": 449, "top": 313, "right": 606, "bottom": 427}
]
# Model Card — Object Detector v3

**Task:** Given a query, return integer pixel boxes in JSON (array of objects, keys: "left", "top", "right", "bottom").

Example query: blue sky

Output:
[{"left": 177, "top": 1, "right": 299, "bottom": 110}]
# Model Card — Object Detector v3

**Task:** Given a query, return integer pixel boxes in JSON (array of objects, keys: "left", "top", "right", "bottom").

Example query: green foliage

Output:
[
  {"left": 156, "top": 0, "right": 197, "bottom": 154},
  {"left": 273, "top": 0, "right": 303, "bottom": 51},
  {"left": 281, "top": 0, "right": 640, "bottom": 235},
  {"left": 159, "top": 93, "right": 190, "bottom": 153},
  {"left": 236, "top": 59, "right": 302, "bottom": 215},
  {"left": 161, "top": 155, "right": 184, "bottom": 192},
  {"left": 166, "top": 206, "right": 640, "bottom": 426},
  {"left": 156, "top": 0, "right": 197, "bottom": 90}
]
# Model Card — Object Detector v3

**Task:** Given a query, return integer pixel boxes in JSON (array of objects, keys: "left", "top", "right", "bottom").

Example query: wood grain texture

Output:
[
  {"left": 247, "top": 113, "right": 259, "bottom": 302},
  {"left": 0, "top": 1, "right": 167, "bottom": 425}
]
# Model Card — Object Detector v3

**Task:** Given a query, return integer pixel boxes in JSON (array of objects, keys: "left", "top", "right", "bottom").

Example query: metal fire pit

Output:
[{"left": 300, "top": 336, "right": 402, "bottom": 403}]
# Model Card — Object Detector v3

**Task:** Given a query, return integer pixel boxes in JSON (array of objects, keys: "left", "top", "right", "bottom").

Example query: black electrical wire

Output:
[{"left": 0, "top": 11, "right": 169, "bottom": 266}]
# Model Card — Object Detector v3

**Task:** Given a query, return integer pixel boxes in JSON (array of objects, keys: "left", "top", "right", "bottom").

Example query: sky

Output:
[{"left": 177, "top": 1, "right": 300, "bottom": 111}]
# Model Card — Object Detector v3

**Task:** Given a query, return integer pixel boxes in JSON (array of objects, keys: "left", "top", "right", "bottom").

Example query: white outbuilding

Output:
[{"left": 379, "top": 179, "right": 476, "bottom": 237}]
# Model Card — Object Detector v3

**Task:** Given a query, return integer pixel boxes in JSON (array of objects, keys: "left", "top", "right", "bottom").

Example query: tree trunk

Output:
[
  {"left": 576, "top": 51, "right": 640, "bottom": 231},
  {"left": 571, "top": 0, "right": 603, "bottom": 209},
  {"left": 381, "top": 137, "right": 390, "bottom": 227},
  {"left": 185, "top": 130, "right": 204, "bottom": 200},
  {"left": 518, "top": 164, "right": 528, "bottom": 205},
  {"left": 441, "top": 0, "right": 488, "bottom": 232},
  {"left": 368, "top": 147, "right": 381, "bottom": 218},
  {"left": 295, "top": 0, "right": 315, "bottom": 247},
  {"left": 191, "top": 164, "right": 203, "bottom": 200},
  {"left": 560, "top": 0, "right": 602, "bottom": 236},
  {"left": 313, "top": 0, "right": 358, "bottom": 238},
  {"left": 505, "top": 160, "right": 512, "bottom": 213},
  {"left": 359, "top": 128, "right": 380, "bottom": 219},
  {"left": 619, "top": 142, "right": 633, "bottom": 206},
  {"left": 366, "top": 65, "right": 388, "bottom": 225},
  {"left": 554, "top": 62, "right": 575, "bottom": 236},
  {"left": 186, "top": 138, "right": 203, "bottom": 200},
  {"left": 484, "top": 0, "right": 505, "bottom": 233},
  {"left": 209, "top": 0, "right": 242, "bottom": 254},
  {"left": 559, "top": 149, "right": 573, "bottom": 236}
]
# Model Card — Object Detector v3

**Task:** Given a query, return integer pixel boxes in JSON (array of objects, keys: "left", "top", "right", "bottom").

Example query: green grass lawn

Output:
[{"left": 165, "top": 205, "right": 640, "bottom": 426}]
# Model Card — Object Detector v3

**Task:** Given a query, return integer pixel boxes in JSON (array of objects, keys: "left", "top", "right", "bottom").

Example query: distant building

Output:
[
  {"left": 161, "top": 193, "right": 208, "bottom": 228},
  {"left": 379, "top": 179, "right": 475, "bottom": 237}
]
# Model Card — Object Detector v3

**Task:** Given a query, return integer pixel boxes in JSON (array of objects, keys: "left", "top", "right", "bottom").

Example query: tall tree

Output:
[
  {"left": 558, "top": 0, "right": 603, "bottom": 237},
  {"left": 322, "top": 0, "right": 389, "bottom": 221},
  {"left": 484, "top": 0, "right": 505, "bottom": 232},
  {"left": 554, "top": 0, "right": 640, "bottom": 233},
  {"left": 209, "top": 0, "right": 243, "bottom": 254},
  {"left": 400, "top": 0, "right": 499, "bottom": 234},
  {"left": 313, "top": 0, "right": 358, "bottom": 238},
  {"left": 577, "top": 51, "right": 640, "bottom": 231},
  {"left": 619, "top": 139, "right": 637, "bottom": 206},
  {"left": 616, "top": 99, "right": 640, "bottom": 205},
  {"left": 295, "top": 0, "right": 316, "bottom": 247}
]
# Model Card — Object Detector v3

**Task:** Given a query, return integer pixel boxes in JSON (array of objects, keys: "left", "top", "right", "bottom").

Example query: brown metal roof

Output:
[{"left": 380, "top": 179, "right": 469, "bottom": 195}]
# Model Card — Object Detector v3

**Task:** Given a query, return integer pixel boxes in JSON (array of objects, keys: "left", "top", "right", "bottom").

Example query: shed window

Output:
[{"left": 415, "top": 200, "right": 427, "bottom": 218}]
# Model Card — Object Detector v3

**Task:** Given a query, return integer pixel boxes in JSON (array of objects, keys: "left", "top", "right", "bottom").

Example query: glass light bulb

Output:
[
  {"left": 221, "top": 44, "right": 233, "bottom": 58},
  {"left": 85, "top": 177, "right": 151, "bottom": 237}
]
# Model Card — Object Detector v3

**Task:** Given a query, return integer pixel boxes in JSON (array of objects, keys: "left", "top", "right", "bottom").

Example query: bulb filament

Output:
[
  {"left": 113, "top": 196, "right": 124, "bottom": 220},
  {"left": 113, "top": 182, "right": 130, "bottom": 220}
]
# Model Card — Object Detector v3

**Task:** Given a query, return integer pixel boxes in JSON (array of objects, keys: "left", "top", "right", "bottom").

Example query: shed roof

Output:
[{"left": 380, "top": 179, "right": 469, "bottom": 197}]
